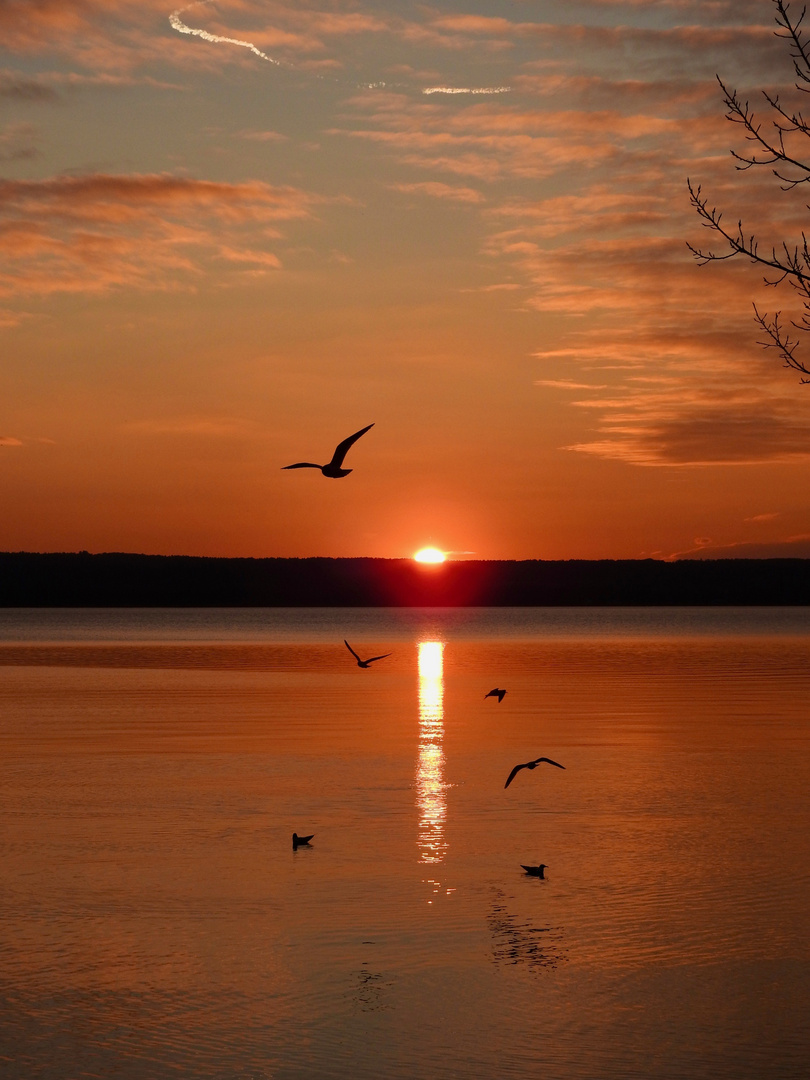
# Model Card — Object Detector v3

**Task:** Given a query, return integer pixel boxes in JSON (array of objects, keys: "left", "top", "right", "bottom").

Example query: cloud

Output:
[
  {"left": 535, "top": 379, "right": 608, "bottom": 391},
  {"left": 563, "top": 388, "right": 810, "bottom": 467},
  {"left": 744, "top": 512, "right": 779, "bottom": 523},
  {"left": 575, "top": 1, "right": 767, "bottom": 17},
  {"left": 0, "top": 122, "right": 38, "bottom": 162},
  {"left": 461, "top": 282, "right": 522, "bottom": 293},
  {"left": 0, "top": 172, "right": 324, "bottom": 298},
  {"left": 0, "top": 306, "right": 31, "bottom": 328},
  {"left": 676, "top": 535, "right": 810, "bottom": 559},
  {"left": 235, "top": 128, "right": 288, "bottom": 143},
  {"left": 0, "top": 70, "right": 59, "bottom": 101},
  {"left": 332, "top": 117, "right": 619, "bottom": 181},
  {"left": 0, "top": 67, "right": 183, "bottom": 99},
  {"left": 0, "top": 435, "right": 23, "bottom": 446},
  {"left": 389, "top": 181, "right": 484, "bottom": 203}
]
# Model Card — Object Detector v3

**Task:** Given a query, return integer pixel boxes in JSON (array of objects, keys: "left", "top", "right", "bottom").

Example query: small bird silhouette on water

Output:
[
  {"left": 292, "top": 833, "right": 314, "bottom": 849},
  {"left": 504, "top": 756, "right": 565, "bottom": 789},
  {"left": 485, "top": 688, "right": 507, "bottom": 703},
  {"left": 344, "top": 640, "right": 391, "bottom": 668},
  {"left": 521, "top": 863, "right": 548, "bottom": 878},
  {"left": 282, "top": 423, "right": 374, "bottom": 478}
]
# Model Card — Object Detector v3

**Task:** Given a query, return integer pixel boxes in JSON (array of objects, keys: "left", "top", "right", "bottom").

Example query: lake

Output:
[{"left": 1, "top": 607, "right": 809, "bottom": 1079}]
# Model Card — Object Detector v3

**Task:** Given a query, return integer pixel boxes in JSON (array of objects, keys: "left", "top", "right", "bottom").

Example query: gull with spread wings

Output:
[
  {"left": 504, "top": 756, "right": 565, "bottom": 789},
  {"left": 344, "top": 640, "right": 391, "bottom": 669},
  {"left": 282, "top": 423, "right": 374, "bottom": 478}
]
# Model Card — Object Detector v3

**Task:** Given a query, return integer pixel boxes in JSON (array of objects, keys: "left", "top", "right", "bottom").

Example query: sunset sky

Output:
[{"left": 3, "top": 0, "right": 810, "bottom": 560}]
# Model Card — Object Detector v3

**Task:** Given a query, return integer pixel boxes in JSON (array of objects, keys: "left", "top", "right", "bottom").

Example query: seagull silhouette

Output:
[
  {"left": 344, "top": 640, "right": 391, "bottom": 668},
  {"left": 292, "top": 832, "right": 314, "bottom": 849},
  {"left": 282, "top": 423, "right": 374, "bottom": 478},
  {"left": 521, "top": 863, "right": 548, "bottom": 878},
  {"left": 485, "top": 688, "right": 507, "bottom": 702},
  {"left": 504, "top": 756, "right": 565, "bottom": 789}
]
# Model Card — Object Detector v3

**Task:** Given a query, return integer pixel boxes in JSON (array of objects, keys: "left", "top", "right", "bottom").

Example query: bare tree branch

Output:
[{"left": 688, "top": 0, "right": 810, "bottom": 380}]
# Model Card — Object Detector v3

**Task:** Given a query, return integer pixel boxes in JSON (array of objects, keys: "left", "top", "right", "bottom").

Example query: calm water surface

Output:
[{"left": 1, "top": 608, "right": 809, "bottom": 1079}]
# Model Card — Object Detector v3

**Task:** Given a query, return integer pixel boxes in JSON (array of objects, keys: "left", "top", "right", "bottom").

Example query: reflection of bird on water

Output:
[
  {"left": 292, "top": 832, "right": 314, "bottom": 849},
  {"left": 487, "top": 886, "right": 564, "bottom": 970},
  {"left": 521, "top": 863, "right": 548, "bottom": 878},
  {"left": 344, "top": 640, "right": 391, "bottom": 668},
  {"left": 281, "top": 423, "right": 374, "bottom": 478},
  {"left": 485, "top": 688, "right": 507, "bottom": 702},
  {"left": 504, "top": 756, "right": 565, "bottom": 789}
]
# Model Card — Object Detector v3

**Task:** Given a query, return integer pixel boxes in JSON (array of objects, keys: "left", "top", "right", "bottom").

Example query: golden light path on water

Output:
[{"left": 416, "top": 641, "right": 448, "bottom": 871}]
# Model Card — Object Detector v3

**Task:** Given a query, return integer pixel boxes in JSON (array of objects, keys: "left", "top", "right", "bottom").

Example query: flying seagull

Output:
[
  {"left": 344, "top": 640, "right": 391, "bottom": 668},
  {"left": 521, "top": 863, "right": 548, "bottom": 878},
  {"left": 282, "top": 423, "right": 374, "bottom": 478},
  {"left": 485, "top": 688, "right": 507, "bottom": 702},
  {"left": 504, "top": 756, "right": 565, "bottom": 789},
  {"left": 292, "top": 832, "right": 314, "bottom": 849}
]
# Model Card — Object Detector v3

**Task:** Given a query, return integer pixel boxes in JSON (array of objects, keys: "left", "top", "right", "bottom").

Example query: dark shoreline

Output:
[{"left": 2, "top": 551, "right": 810, "bottom": 607}]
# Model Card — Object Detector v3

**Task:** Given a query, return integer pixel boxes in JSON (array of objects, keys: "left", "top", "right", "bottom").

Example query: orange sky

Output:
[{"left": 3, "top": 0, "right": 810, "bottom": 560}]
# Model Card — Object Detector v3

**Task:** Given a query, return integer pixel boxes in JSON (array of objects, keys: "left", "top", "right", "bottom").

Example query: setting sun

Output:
[{"left": 414, "top": 548, "right": 446, "bottom": 564}]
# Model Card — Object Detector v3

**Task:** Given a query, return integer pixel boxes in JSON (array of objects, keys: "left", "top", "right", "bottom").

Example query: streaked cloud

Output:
[
  {"left": 389, "top": 181, "right": 484, "bottom": 203},
  {"left": 0, "top": 172, "right": 324, "bottom": 298},
  {"left": 535, "top": 379, "right": 609, "bottom": 391},
  {"left": 744, "top": 512, "right": 779, "bottom": 523}
]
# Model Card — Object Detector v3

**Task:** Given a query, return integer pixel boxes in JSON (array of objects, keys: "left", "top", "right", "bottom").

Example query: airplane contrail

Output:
[
  {"left": 169, "top": 3, "right": 511, "bottom": 95},
  {"left": 169, "top": 3, "right": 282, "bottom": 68},
  {"left": 423, "top": 87, "right": 511, "bottom": 95}
]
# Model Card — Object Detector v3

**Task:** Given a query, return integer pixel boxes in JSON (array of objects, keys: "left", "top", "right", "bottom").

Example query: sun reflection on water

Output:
[{"left": 417, "top": 641, "right": 448, "bottom": 866}]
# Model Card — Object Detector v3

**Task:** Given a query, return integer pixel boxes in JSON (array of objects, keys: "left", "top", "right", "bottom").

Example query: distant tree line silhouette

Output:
[{"left": 1, "top": 552, "right": 809, "bottom": 606}]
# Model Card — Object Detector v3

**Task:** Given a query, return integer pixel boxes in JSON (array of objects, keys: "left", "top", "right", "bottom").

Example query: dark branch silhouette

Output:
[
  {"left": 687, "top": 1, "right": 810, "bottom": 380},
  {"left": 282, "top": 423, "right": 374, "bottom": 477}
]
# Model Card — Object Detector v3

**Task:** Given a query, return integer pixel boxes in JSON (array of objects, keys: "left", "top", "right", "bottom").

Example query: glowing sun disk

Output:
[{"left": 414, "top": 547, "right": 446, "bottom": 564}]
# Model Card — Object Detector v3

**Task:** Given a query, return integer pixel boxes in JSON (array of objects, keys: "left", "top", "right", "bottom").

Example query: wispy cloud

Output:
[
  {"left": 0, "top": 122, "right": 38, "bottom": 162},
  {"left": 0, "top": 172, "right": 324, "bottom": 298},
  {"left": 535, "top": 379, "right": 608, "bottom": 391},
  {"left": 744, "top": 512, "right": 779, "bottom": 523},
  {"left": 0, "top": 70, "right": 59, "bottom": 101},
  {"left": 235, "top": 128, "right": 288, "bottom": 143},
  {"left": 389, "top": 181, "right": 484, "bottom": 203}
]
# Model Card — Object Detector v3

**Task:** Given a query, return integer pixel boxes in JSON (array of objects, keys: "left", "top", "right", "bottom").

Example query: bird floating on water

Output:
[
  {"left": 344, "top": 640, "right": 391, "bottom": 668},
  {"left": 485, "top": 688, "right": 507, "bottom": 703},
  {"left": 282, "top": 423, "right": 374, "bottom": 478},
  {"left": 504, "top": 756, "right": 565, "bottom": 789},
  {"left": 521, "top": 863, "right": 548, "bottom": 878},
  {"left": 292, "top": 832, "right": 314, "bottom": 849}
]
